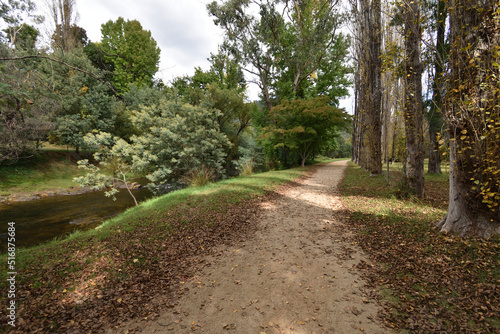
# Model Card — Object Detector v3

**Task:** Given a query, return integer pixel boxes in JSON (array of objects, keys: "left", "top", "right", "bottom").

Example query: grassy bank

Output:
[
  {"left": 0, "top": 151, "right": 86, "bottom": 196},
  {"left": 0, "top": 165, "right": 309, "bottom": 333},
  {"left": 339, "top": 162, "right": 500, "bottom": 333}
]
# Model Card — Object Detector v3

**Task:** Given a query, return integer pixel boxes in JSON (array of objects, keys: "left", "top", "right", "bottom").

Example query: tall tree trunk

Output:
[
  {"left": 366, "top": 0, "right": 382, "bottom": 175},
  {"left": 403, "top": 1, "right": 425, "bottom": 198},
  {"left": 351, "top": 0, "right": 382, "bottom": 174},
  {"left": 437, "top": 140, "right": 497, "bottom": 237},
  {"left": 427, "top": 0, "right": 446, "bottom": 174},
  {"left": 427, "top": 130, "right": 441, "bottom": 173},
  {"left": 438, "top": 0, "right": 499, "bottom": 237}
]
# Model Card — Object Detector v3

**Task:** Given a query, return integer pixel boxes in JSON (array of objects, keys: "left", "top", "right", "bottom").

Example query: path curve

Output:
[{"left": 111, "top": 161, "right": 388, "bottom": 333}]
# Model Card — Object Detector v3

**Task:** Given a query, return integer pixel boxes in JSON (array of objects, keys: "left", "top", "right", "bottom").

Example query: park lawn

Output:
[{"left": 339, "top": 162, "right": 500, "bottom": 333}]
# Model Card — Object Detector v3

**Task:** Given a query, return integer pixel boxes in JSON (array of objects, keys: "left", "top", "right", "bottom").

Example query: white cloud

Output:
[{"left": 70, "top": 0, "right": 224, "bottom": 84}]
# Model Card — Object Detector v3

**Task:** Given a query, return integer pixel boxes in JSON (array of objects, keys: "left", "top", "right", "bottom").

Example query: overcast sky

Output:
[
  {"left": 76, "top": 0, "right": 225, "bottom": 85},
  {"left": 34, "top": 0, "right": 353, "bottom": 109}
]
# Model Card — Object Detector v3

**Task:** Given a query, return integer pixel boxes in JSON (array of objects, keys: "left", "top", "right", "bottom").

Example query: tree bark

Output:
[
  {"left": 367, "top": 0, "right": 383, "bottom": 175},
  {"left": 436, "top": 141, "right": 499, "bottom": 237},
  {"left": 403, "top": 1, "right": 425, "bottom": 198},
  {"left": 427, "top": 130, "right": 441, "bottom": 174},
  {"left": 439, "top": 0, "right": 499, "bottom": 237},
  {"left": 427, "top": 0, "right": 446, "bottom": 174}
]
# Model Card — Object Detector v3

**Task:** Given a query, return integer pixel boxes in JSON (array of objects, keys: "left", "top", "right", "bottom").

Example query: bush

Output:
[{"left": 182, "top": 165, "right": 215, "bottom": 187}]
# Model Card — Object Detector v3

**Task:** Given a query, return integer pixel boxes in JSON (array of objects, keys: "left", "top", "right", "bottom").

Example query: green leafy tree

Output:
[
  {"left": 131, "top": 99, "right": 230, "bottom": 190},
  {"left": 113, "top": 84, "right": 166, "bottom": 140},
  {"left": 262, "top": 96, "right": 349, "bottom": 167},
  {"left": 37, "top": 50, "right": 116, "bottom": 153},
  {"left": 100, "top": 17, "right": 161, "bottom": 94},
  {"left": 208, "top": 0, "right": 348, "bottom": 109}
]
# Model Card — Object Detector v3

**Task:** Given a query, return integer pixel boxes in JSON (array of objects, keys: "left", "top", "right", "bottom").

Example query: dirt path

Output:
[{"left": 110, "top": 161, "right": 388, "bottom": 333}]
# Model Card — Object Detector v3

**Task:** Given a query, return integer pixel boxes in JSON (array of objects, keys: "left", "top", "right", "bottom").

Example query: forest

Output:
[{"left": 0, "top": 0, "right": 499, "bottom": 332}]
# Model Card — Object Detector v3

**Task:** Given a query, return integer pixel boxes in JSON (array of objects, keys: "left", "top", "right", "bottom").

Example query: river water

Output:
[{"left": 0, "top": 187, "right": 153, "bottom": 252}]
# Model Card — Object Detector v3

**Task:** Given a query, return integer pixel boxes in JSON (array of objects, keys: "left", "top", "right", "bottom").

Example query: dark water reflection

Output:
[{"left": 0, "top": 187, "right": 153, "bottom": 252}]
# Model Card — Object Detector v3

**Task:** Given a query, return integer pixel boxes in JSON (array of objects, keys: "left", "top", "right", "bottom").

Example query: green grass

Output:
[
  {"left": 0, "top": 151, "right": 86, "bottom": 195},
  {"left": 314, "top": 156, "right": 351, "bottom": 164},
  {"left": 339, "top": 162, "right": 500, "bottom": 333}
]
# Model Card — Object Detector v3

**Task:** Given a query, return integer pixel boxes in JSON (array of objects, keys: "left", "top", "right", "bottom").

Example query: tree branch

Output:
[{"left": 0, "top": 55, "right": 118, "bottom": 94}]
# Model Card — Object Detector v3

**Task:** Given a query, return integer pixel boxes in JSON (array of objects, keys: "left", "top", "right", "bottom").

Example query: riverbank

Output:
[
  {"left": 0, "top": 164, "right": 311, "bottom": 333},
  {"left": 0, "top": 151, "right": 87, "bottom": 198},
  {"left": 0, "top": 150, "right": 144, "bottom": 203}
]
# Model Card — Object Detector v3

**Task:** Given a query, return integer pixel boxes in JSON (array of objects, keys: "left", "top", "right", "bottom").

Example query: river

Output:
[{"left": 0, "top": 187, "right": 153, "bottom": 252}]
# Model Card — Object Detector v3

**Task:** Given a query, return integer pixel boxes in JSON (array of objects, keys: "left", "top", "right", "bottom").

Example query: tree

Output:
[
  {"left": 350, "top": 0, "right": 383, "bottom": 175},
  {"left": 131, "top": 99, "right": 230, "bottom": 190},
  {"left": 208, "top": 0, "right": 348, "bottom": 109},
  {"left": 426, "top": 0, "right": 447, "bottom": 174},
  {"left": 0, "top": 51, "right": 54, "bottom": 162},
  {"left": 75, "top": 132, "right": 140, "bottom": 206},
  {"left": 437, "top": 0, "right": 499, "bottom": 237},
  {"left": 37, "top": 49, "right": 116, "bottom": 153},
  {"left": 0, "top": 3, "right": 53, "bottom": 163},
  {"left": 0, "top": 0, "right": 43, "bottom": 48},
  {"left": 48, "top": 0, "right": 82, "bottom": 51},
  {"left": 100, "top": 17, "right": 161, "bottom": 95},
  {"left": 262, "top": 96, "right": 349, "bottom": 167},
  {"left": 402, "top": 0, "right": 425, "bottom": 198}
]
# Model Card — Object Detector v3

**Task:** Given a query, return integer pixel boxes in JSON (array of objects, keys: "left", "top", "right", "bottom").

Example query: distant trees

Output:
[
  {"left": 348, "top": 0, "right": 499, "bottom": 236},
  {"left": 262, "top": 96, "right": 349, "bottom": 167}
]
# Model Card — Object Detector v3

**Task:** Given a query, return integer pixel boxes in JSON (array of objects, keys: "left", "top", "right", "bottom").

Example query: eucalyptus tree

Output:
[{"left": 208, "top": 0, "right": 348, "bottom": 110}]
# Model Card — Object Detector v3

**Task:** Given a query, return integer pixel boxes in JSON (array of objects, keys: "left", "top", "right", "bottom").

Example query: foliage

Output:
[
  {"left": 100, "top": 17, "right": 161, "bottom": 95},
  {"left": 238, "top": 159, "right": 254, "bottom": 176},
  {"left": 208, "top": 0, "right": 350, "bottom": 109},
  {"left": 41, "top": 50, "right": 116, "bottom": 152},
  {"left": 172, "top": 64, "right": 253, "bottom": 170},
  {"left": 0, "top": 45, "right": 54, "bottom": 163},
  {"left": 262, "top": 96, "right": 349, "bottom": 167},
  {"left": 130, "top": 99, "right": 230, "bottom": 190},
  {"left": 181, "top": 165, "right": 216, "bottom": 187},
  {"left": 75, "top": 132, "right": 140, "bottom": 206}
]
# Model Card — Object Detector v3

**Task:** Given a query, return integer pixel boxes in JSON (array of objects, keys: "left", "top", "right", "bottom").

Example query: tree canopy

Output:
[
  {"left": 100, "top": 17, "right": 161, "bottom": 94},
  {"left": 262, "top": 96, "right": 349, "bottom": 167}
]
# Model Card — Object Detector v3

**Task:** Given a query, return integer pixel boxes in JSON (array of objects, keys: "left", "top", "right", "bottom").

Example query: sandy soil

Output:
[{"left": 109, "top": 161, "right": 388, "bottom": 334}]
